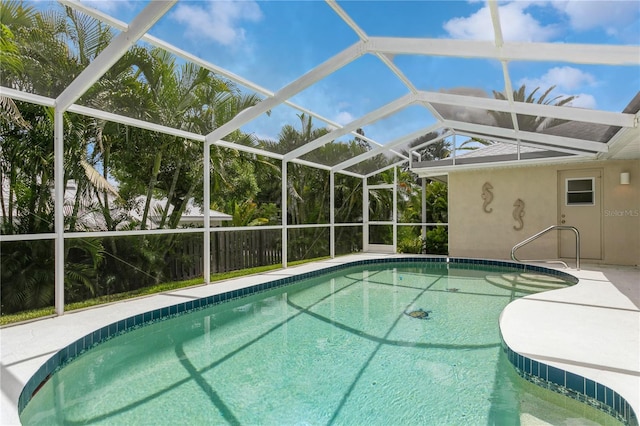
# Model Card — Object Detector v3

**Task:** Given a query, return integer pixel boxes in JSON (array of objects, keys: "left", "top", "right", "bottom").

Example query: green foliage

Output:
[
  {"left": 397, "top": 227, "right": 423, "bottom": 254},
  {"left": 228, "top": 200, "right": 269, "bottom": 227},
  {"left": 1, "top": 257, "right": 330, "bottom": 326},
  {"left": 401, "top": 132, "right": 451, "bottom": 162},
  {"left": 1, "top": 4, "right": 460, "bottom": 317},
  {"left": 0, "top": 23, "right": 22, "bottom": 74},
  {"left": 334, "top": 173, "right": 363, "bottom": 223},
  {"left": 425, "top": 181, "right": 448, "bottom": 223},
  {"left": 424, "top": 226, "right": 448, "bottom": 255},
  {"left": 1, "top": 240, "right": 55, "bottom": 313}
]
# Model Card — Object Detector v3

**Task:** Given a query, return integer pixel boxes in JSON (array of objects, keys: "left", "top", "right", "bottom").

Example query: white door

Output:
[{"left": 558, "top": 169, "right": 602, "bottom": 260}]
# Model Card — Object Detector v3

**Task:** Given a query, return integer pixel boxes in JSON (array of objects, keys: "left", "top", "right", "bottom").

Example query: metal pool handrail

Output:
[{"left": 511, "top": 225, "right": 580, "bottom": 270}]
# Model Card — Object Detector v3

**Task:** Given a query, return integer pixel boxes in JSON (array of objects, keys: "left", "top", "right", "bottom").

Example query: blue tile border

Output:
[
  {"left": 502, "top": 339, "right": 637, "bottom": 425},
  {"left": 18, "top": 256, "right": 578, "bottom": 416}
]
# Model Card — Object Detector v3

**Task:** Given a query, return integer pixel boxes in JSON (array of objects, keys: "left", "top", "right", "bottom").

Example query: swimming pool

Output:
[{"left": 19, "top": 259, "right": 621, "bottom": 424}]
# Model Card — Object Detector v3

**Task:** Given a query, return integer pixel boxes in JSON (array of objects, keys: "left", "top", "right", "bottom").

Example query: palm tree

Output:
[
  {"left": 457, "top": 85, "right": 577, "bottom": 151},
  {"left": 401, "top": 131, "right": 450, "bottom": 162},
  {"left": 260, "top": 114, "right": 331, "bottom": 226},
  {"left": 490, "top": 84, "right": 576, "bottom": 132},
  {"left": 0, "top": 3, "right": 117, "bottom": 312},
  {"left": 108, "top": 47, "right": 263, "bottom": 230},
  {"left": 0, "top": 23, "right": 30, "bottom": 129}
]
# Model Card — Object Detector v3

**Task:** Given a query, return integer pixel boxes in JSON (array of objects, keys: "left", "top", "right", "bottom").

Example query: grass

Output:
[{"left": 0, "top": 257, "right": 330, "bottom": 326}]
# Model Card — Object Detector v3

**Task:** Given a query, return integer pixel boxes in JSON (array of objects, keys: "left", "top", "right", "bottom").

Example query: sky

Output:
[{"left": 62, "top": 0, "right": 640, "bottom": 147}]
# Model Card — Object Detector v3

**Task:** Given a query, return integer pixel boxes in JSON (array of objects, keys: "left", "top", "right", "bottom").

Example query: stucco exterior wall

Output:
[{"left": 448, "top": 160, "right": 639, "bottom": 266}]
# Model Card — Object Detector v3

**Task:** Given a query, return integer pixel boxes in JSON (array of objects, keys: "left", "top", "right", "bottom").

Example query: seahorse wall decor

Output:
[
  {"left": 512, "top": 198, "right": 525, "bottom": 230},
  {"left": 481, "top": 182, "right": 493, "bottom": 213}
]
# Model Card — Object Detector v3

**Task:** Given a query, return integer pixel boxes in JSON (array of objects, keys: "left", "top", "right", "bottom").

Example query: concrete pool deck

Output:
[
  {"left": 500, "top": 262, "right": 640, "bottom": 424},
  {"left": 1, "top": 254, "right": 638, "bottom": 425}
]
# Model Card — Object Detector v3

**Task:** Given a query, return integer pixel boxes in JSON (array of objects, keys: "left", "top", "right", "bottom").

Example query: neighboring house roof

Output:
[
  {"left": 129, "top": 196, "right": 232, "bottom": 228},
  {"left": 412, "top": 93, "right": 640, "bottom": 177},
  {"left": 0, "top": 180, "right": 231, "bottom": 231},
  {"left": 417, "top": 143, "right": 568, "bottom": 168}
]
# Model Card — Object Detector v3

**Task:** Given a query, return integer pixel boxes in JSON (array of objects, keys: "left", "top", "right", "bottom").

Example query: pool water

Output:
[{"left": 20, "top": 263, "right": 617, "bottom": 425}]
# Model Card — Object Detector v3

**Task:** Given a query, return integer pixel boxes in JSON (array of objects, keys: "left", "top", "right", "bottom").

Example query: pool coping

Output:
[
  {"left": 499, "top": 264, "right": 640, "bottom": 425},
  {"left": 1, "top": 254, "right": 638, "bottom": 425}
]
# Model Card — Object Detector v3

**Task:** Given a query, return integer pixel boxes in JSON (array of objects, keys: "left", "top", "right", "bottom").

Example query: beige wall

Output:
[{"left": 448, "top": 159, "right": 640, "bottom": 266}]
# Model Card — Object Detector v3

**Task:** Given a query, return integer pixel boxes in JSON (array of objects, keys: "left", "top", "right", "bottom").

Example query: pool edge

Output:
[
  {"left": 20, "top": 256, "right": 626, "bottom": 424},
  {"left": 501, "top": 337, "right": 636, "bottom": 425}
]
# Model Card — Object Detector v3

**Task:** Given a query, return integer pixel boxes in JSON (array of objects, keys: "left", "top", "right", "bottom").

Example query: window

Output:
[{"left": 566, "top": 178, "right": 594, "bottom": 205}]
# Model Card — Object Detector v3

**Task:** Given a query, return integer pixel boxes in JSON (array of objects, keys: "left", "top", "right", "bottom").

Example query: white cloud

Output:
[
  {"left": 550, "top": 0, "right": 640, "bottom": 36},
  {"left": 251, "top": 132, "right": 278, "bottom": 142},
  {"left": 565, "top": 94, "right": 597, "bottom": 109},
  {"left": 171, "top": 1, "right": 262, "bottom": 46},
  {"left": 334, "top": 111, "right": 354, "bottom": 126},
  {"left": 519, "top": 66, "right": 597, "bottom": 92},
  {"left": 443, "top": 2, "right": 560, "bottom": 41},
  {"left": 518, "top": 67, "right": 598, "bottom": 108},
  {"left": 82, "top": 0, "right": 135, "bottom": 15}
]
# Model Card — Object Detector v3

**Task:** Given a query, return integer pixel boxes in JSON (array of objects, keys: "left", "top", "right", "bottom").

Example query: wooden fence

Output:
[{"left": 167, "top": 230, "right": 282, "bottom": 281}]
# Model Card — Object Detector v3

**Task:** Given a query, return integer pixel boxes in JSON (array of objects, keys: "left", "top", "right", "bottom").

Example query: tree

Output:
[
  {"left": 260, "top": 114, "right": 331, "bottom": 226},
  {"left": 402, "top": 131, "right": 450, "bottom": 162},
  {"left": 490, "top": 84, "right": 576, "bottom": 132},
  {"left": 0, "top": 23, "right": 30, "bottom": 129},
  {"left": 0, "top": 4, "right": 116, "bottom": 312}
]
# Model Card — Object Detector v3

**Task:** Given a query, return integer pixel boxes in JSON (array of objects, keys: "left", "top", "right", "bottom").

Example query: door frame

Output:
[
  {"left": 557, "top": 168, "right": 603, "bottom": 260},
  {"left": 363, "top": 171, "right": 397, "bottom": 254}
]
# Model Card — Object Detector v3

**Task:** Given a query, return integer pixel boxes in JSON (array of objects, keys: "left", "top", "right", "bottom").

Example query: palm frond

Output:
[
  {"left": 80, "top": 159, "right": 119, "bottom": 197},
  {"left": 0, "top": 95, "right": 31, "bottom": 128}
]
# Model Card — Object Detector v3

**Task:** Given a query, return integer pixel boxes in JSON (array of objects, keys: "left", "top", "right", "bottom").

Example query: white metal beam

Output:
[
  {"left": 203, "top": 143, "right": 211, "bottom": 284},
  {"left": 282, "top": 160, "right": 288, "bottom": 268},
  {"left": 330, "top": 171, "right": 335, "bottom": 258},
  {"left": 65, "top": 7, "right": 386, "bottom": 155},
  {"left": 54, "top": 109, "right": 65, "bottom": 315},
  {"left": 412, "top": 155, "right": 594, "bottom": 177},
  {"left": 0, "top": 86, "right": 55, "bottom": 107},
  {"left": 0, "top": 233, "right": 56, "bottom": 242},
  {"left": 453, "top": 131, "right": 597, "bottom": 157},
  {"left": 333, "top": 123, "right": 442, "bottom": 172},
  {"left": 326, "top": 0, "right": 449, "bottom": 127},
  {"left": 291, "top": 158, "right": 332, "bottom": 171},
  {"left": 363, "top": 178, "right": 369, "bottom": 252},
  {"left": 205, "top": 42, "right": 365, "bottom": 143},
  {"left": 403, "top": 131, "right": 453, "bottom": 155},
  {"left": 487, "top": 0, "right": 521, "bottom": 132},
  {"left": 335, "top": 169, "right": 364, "bottom": 179},
  {"left": 325, "top": 0, "right": 368, "bottom": 41},
  {"left": 60, "top": 0, "right": 275, "bottom": 99},
  {"left": 62, "top": 0, "right": 377, "bottom": 146},
  {"left": 365, "top": 160, "right": 409, "bottom": 179},
  {"left": 421, "top": 178, "right": 426, "bottom": 240},
  {"left": 56, "top": 1, "right": 176, "bottom": 111},
  {"left": 0, "top": 89, "right": 388, "bottom": 170},
  {"left": 68, "top": 104, "right": 205, "bottom": 141},
  {"left": 68, "top": 104, "right": 286, "bottom": 160},
  {"left": 416, "top": 91, "right": 634, "bottom": 128},
  {"left": 444, "top": 120, "right": 608, "bottom": 153},
  {"left": 393, "top": 166, "right": 397, "bottom": 253},
  {"left": 215, "top": 141, "right": 284, "bottom": 160},
  {"left": 488, "top": 0, "right": 504, "bottom": 48},
  {"left": 367, "top": 37, "right": 640, "bottom": 66},
  {"left": 603, "top": 125, "right": 640, "bottom": 159},
  {"left": 284, "top": 93, "right": 416, "bottom": 161}
]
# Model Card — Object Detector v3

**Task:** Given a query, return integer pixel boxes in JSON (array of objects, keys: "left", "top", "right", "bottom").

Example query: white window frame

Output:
[{"left": 565, "top": 177, "right": 595, "bottom": 206}]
